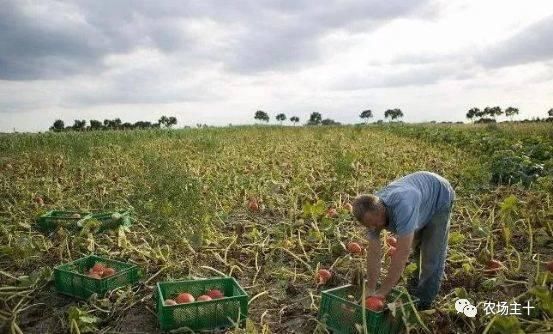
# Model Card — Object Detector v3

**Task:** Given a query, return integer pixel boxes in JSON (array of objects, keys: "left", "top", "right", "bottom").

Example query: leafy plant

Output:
[{"left": 68, "top": 307, "right": 99, "bottom": 333}]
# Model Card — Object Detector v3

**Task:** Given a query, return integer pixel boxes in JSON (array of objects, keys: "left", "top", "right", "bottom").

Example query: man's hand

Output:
[{"left": 375, "top": 232, "right": 413, "bottom": 297}]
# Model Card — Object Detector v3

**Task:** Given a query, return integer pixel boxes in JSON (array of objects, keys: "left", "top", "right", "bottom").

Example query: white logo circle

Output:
[
  {"left": 463, "top": 305, "right": 477, "bottom": 317},
  {"left": 455, "top": 299, "right": 470, "bottom": 313}
]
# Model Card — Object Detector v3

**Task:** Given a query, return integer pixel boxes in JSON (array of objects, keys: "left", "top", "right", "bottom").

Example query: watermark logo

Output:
[
  {"left": 454, "top": 299, "right": 535, "bottom": 318},
  {"left": 483, "top": 301, "right": 534, "bottom": 316},
  {"left": 455, "top": 298, "right": 477, "bottom": 317}
]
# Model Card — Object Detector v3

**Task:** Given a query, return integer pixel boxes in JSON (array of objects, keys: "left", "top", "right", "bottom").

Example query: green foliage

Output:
[
  {"left": 302, "top": 200, "right": 326, "bottom": 218},
  {"left": 254, "top": 110, "right": 270, "bottom": 122},
  {"left": 276, "top": 113, "right": 286, "bottom": 123},
  {"left": 384, "top": 108, "right": 403, "bottom": 121},
  {"left": 307, "top": 112, "right": 322, "bottom": 125},
  {"left": 333, "top": 151, "right": 355, "bottom": 181},
  {"left": 360, "top": 109, "right": 373, "bottom": 122},
  {"left": 68, "top": 307, "right": 100, "bottom": 333},
  {"left": 448, "top": 231, "right": 466, "bottom": 245},
  {"left": 488, "top": 316, "right": 524, "bottom": 334},
  {"left": 1, "top": 124, "right": 552, "bottom": 333},
  {"left": 48, "top": 116, "right": 177, "bottom": 132},
  {"left": 531, "top": 286, "right": 553, "bottom": 316},
  {"left": 491, "top": 150, "right": 544, "bottom": 186},
  {"left": 382, "top": 124, "right": 552, "bottom": 188}
]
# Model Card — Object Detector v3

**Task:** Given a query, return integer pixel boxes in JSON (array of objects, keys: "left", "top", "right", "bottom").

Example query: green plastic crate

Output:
[
  {"left": 318, "top": 285, "right": 419, "bottom": 334},
  {"left": 88, "top": 210, "right": 132, "bottom": 232},
  {"left": 156, "top": 277, "right": 248, "bottom": 332},
  {"left": 37, "top": 210, "right": 131, "bottom": 233},
  {"left": 36, "top": 210, "right": 92, "bottom": 232},
  {"left": 54, "top": 255, "right": 139, "bottom": 299}
]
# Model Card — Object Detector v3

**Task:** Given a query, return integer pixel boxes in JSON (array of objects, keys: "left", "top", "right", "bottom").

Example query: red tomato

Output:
[
  {"left": 546, "top": 261, "right": 553, "bottom": 273},
  {"left": 164, "top": 299, "right": 177, "bottom": 306},
  {"left": 365, "top": 296, "right": 384, "bottom": 311},
  {"left": 88, "top": 272, "right": 102, "bottom": 279},
  {"left": 91, "top": 263, "right": 105, "bottom": 275},
  {"left": 207, "top": 289, "right": 224, "bottom": 299},
  {"left": 486, "top": 259, "right": 503, "bottom": 271},
  {"left": 346, "top": 242, "right": 363, "bottom": 255},
  {"left": 197, "top": 295, "right": 212, "bottom": 302},
  {"left": 247, "top": 199, "right": 259, "bottom": 212},
  {"left": 386, "top": 246, "right": 397, "bottom": 257},
  {"left": 315, "top": 269, "right": 332, "bottom": 284},
  {"left": 176, "top": 293, "right": 195, "bottom": 304},
  {"left": 102, "top": 267, "right": 116, "bottom": 277},
  {"left": 34, "top": 196, "right": 44, "bottom": 206},
  {"left": 326, "top": 208, "right": 338, "bottom": 218},
  {"left": 483, "top": 259, "right": 503, "bottom": 276}
]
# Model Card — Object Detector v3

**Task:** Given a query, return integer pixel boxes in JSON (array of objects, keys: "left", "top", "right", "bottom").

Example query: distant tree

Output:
[
  {"left": 504, "top": 107, "right": 519, "bottom": 121},
  {"left": 135, "top": 121, "right": 153, "bottom": 129},
  {"left": 89, "top": 120, "right": 103, "bottom": 130},
  {"left": 290, "top": 116, "right": 300, "bottom": 125},
  {"left": 321, "top": 118, "right": 341, "bottom": 126},
  {"left": 50, "top": 119, "right": 65, "bottom": 132},
  {"left": 384, "top": 108, "right": 404, "bottom": 121},
  {"left": 360, "top": 109, "right": 373, "bottom": 123},
  {"left": 254, "top": 110, "right": 270, "bottom": 123},
  {"left": 113, "top": 118, "right": 122, "bottom": 129},
  {"left": 103, "top": 118, "right": 122, "bottom": 129},
  {"left": 276, "top": 113, "right": 287, "bottom": 124},
  {"left": 548, "top": 108, "right": 553, "bottom": 117},
  {"left": 483, "top": 106, "right": 502, "bottom": 121},
  {"left": 307, "top": 112, "right": 322, "bottom": 125},
  {"left": 120, "top": 122, "right": 133, "bottom": 130},
  {"left": 466, "top": 107, "right": 480, "bottom": 122},
  {"left": 158, "top": 116, "right": 177, "bottom": 128},
  {"left": 475, "top": 118, "right": 496, "bottom": 124},
  {"left": 168, "top": 116, "right": 177, "bottom": 128},
  {"left": 159, "top": 116, "right": 170, "bottom": 127},
  {"left": 72, "top": 120, "right": 86, "bottom": 131}
]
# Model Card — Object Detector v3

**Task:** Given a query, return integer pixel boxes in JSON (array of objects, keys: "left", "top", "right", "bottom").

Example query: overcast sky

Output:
[{"left": 1, "top": 0, "right": 553, "bottom": 132}]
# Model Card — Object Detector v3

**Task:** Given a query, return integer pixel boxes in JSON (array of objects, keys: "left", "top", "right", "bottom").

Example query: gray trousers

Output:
[{"left": 408, "top": 203, "right": 453, "bottom": 307}]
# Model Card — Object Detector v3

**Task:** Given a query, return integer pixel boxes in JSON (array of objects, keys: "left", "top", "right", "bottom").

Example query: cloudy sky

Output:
[{"left": 1, "top": 0, "right": 553, "bottom": 132}]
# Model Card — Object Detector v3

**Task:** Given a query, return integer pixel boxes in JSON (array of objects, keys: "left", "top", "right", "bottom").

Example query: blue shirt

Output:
[{"left": 368, "top": 171, "right": 455, "bottom": 239}]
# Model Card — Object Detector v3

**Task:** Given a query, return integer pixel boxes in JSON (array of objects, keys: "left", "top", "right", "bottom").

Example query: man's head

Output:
[{"left": 352, "top": 194, "right": 387, "bottom": 232}]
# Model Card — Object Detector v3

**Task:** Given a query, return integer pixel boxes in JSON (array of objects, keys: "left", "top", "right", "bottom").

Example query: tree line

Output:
[
  {"left": 256, "top": 106, "right": 553, "bottom": 125},
  {"left": 466, "top": 106, "right": 553, "bottom": 123},
  {"left": 49, "top": 116, "right": 177, "bottom": 132},
  {"left": 48, "top": 107, "right": 552, "bottom": 132},
  {"left": 255, "top": 108, "right": 405, "bottom": 125}
]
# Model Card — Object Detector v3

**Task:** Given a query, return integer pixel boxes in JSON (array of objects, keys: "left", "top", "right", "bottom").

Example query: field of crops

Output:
[{"left": 1, "top": 123, "right": 552, "bottom": 333}]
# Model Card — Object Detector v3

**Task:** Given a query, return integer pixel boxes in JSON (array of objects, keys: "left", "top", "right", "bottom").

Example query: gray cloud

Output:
[
  {"left": 66, "top": 68, "right": 223, "bottom": 106},
  {"left": 222, "top": 0, "right": 432, "bottom": 73},
  {"left": 331, "top": 63, "right": 467, "bottom": 90},
  {"left": 0, "top": 0, "right": 431, "bottom": 81},
  {"left": 478, "top": 14, "right": 553, "bottom": 68},
  {"left": 0, "top": 1, "right": 105, "bottom": 79}
]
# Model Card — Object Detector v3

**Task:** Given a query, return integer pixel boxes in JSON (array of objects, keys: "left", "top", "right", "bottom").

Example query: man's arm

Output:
[
  {"left": 366, "top": 236, "right": 382, "bottom": 293},
  {"left": 375, "top": 232, "right": 413, "bottom": 297}
]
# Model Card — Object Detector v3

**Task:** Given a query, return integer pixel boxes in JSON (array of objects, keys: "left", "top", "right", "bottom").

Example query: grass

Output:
[{"left": 0, "top": 124, "right": 552, "bottom": 333}]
